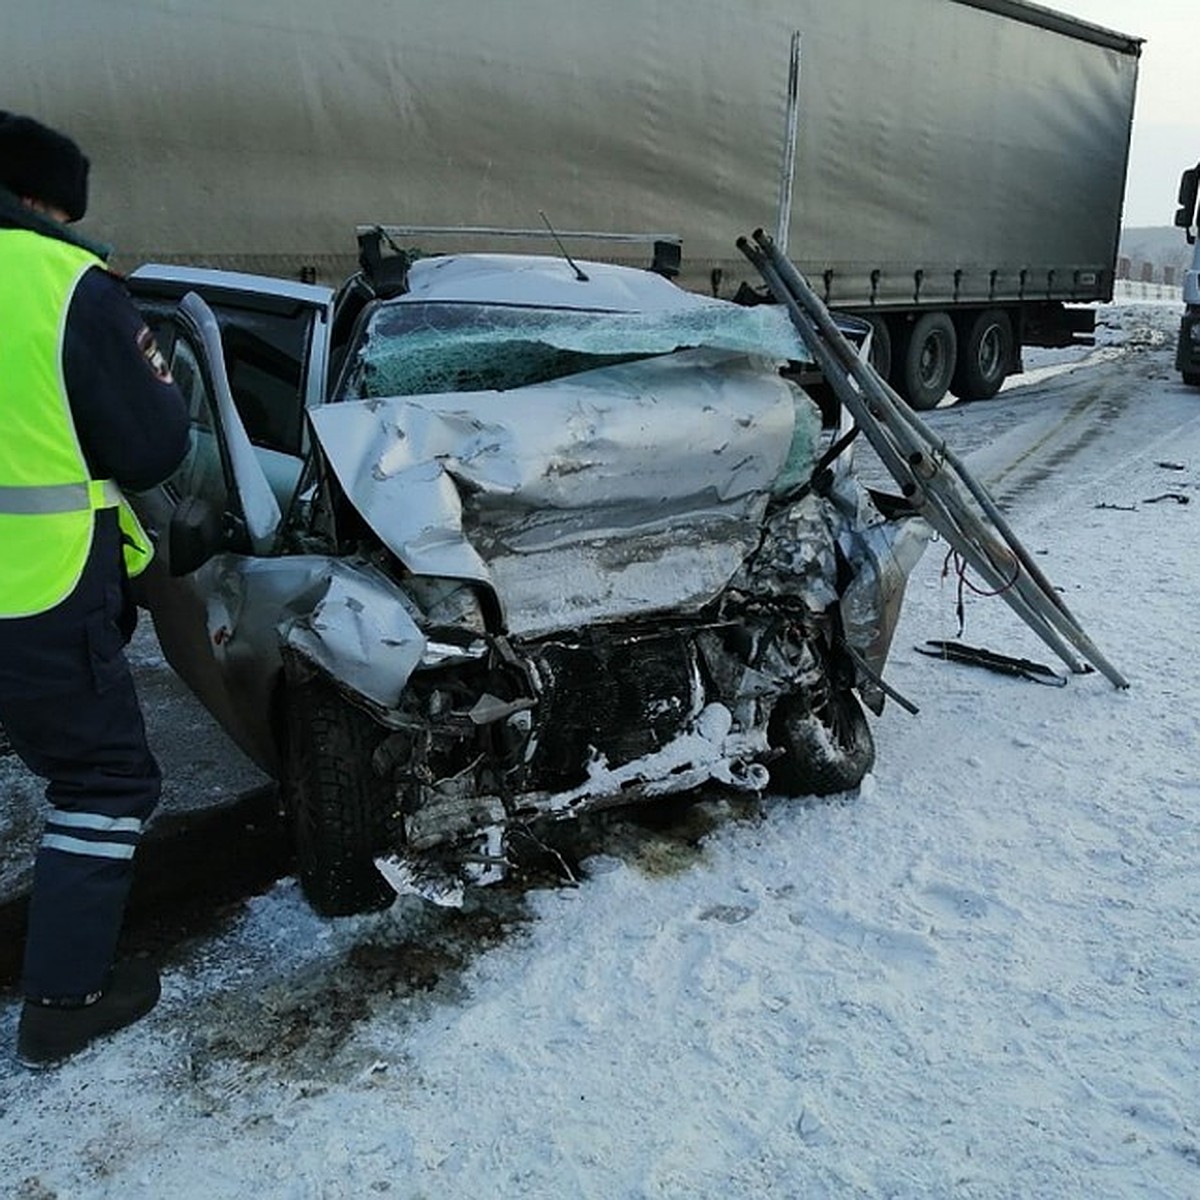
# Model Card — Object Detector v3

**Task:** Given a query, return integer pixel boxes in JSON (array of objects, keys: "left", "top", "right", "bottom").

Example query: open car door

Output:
[{"left": 133, "top": 292, "right": 283, "bottom": 755}]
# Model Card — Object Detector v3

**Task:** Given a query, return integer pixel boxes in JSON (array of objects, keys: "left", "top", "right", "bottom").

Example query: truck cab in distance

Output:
[{"left": 1173, "top": 163, "right": 1200, "bottom": 387}]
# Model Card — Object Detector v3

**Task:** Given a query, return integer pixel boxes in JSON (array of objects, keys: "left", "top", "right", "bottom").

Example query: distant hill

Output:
[{"left": 1119, "top": 226, "right": 1193, "bottom": 285}]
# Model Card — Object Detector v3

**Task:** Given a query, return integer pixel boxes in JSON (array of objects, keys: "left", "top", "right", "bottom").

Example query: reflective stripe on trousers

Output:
[{"left": 41, "top": 811, "right": 144, "bottom": 861}]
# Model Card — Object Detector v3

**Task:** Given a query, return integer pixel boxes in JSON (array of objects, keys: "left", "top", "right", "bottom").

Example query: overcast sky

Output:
[{"left": 1047, "top": 0, "right": 1195, "bottom": 227}]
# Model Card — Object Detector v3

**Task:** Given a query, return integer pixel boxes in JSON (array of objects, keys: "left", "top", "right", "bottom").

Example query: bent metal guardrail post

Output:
[
  {"left": 738, "top": 229, "right": 1129, "bottom": 690},
  {"left": 736, "top": 234, "right": 1086, "bottom": 675}
]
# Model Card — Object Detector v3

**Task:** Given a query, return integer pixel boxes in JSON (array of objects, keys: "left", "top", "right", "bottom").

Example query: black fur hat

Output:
[{"left": 0, "top": 112, "right": 90, "bottom": 222}]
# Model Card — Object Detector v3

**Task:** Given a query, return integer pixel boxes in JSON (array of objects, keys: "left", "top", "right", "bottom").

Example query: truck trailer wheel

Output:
[
  {"left": 952, "top": 309, "right": 1013, "bottom": 401},
  {"left": 283, "top": 676, "right": 397, "bottom": 917},
  {"left": 896, "top": 312, "right": 957, "bottom": 410},
  {"left": 768, "top": 688, "right": 875, "bottom": 796}
]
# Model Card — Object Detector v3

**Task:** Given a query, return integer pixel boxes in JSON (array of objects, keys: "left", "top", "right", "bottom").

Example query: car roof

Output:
[{"left": 397, "top": 253, "right": 715, "bottom": 313}]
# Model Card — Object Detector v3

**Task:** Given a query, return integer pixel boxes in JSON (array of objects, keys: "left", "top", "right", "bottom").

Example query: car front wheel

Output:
[
  {"left": 283, "top": 674, "right": 397, "bottom": 917},
  {"left": 768, "top": 687, "right": 876, "bottom": 796}
]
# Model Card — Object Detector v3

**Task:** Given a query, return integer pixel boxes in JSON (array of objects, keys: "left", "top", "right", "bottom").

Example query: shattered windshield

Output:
[{"left": 341, "top": 300, "right": 813, "bottom": 399}]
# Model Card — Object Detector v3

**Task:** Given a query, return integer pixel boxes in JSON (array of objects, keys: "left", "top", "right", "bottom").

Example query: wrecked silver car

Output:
[{"left": 129, "top": 240, "right": 928, "bottom": 915}]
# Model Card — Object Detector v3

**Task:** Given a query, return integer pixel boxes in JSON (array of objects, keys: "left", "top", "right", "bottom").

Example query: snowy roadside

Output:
[{"left": 1, "top": 300, "right": 1197, "bottom": 1200}]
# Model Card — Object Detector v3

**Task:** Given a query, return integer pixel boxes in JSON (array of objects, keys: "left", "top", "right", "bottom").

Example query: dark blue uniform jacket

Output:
[{"left": 0, "top": 211, "right": 190, "bottom": 693}]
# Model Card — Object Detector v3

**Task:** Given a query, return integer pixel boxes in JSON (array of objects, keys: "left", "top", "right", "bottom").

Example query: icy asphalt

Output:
[{"left": 0, "top": 296, "right": 1197, "bottom": 1199}]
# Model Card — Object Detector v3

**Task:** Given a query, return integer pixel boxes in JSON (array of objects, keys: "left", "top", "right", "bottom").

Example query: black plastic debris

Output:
[{"left": 916, "top": 640, "right": 1071, "bottom": 686}]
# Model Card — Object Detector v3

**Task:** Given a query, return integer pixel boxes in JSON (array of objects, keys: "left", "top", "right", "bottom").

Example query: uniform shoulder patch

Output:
[{"left": 135, "top": 324, "right": 174, "bottom": 384}]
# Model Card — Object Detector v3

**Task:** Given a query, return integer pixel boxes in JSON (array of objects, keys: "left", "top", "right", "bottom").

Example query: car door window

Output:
[
  {"left": 219, "top": 311, "right": 307, "bottom": 453},
  {"left": 135, "top": 294, "right": 311, "bottom": 455},
  {"left": 144, "top": 304, "right": 307, "bottom": 516}
]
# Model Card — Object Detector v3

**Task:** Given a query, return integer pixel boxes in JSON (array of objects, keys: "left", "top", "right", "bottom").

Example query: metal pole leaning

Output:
[
  {"left": 757, "top": 229, "right": 1096, "bottom": 629},
  {"left": 738, "top": 231, "right": 1128, "bottom": 689},
  {"left": 736, "top": 238, "right": 1091, "bottom": 675},
  {"left": 755, "top": 244, "right": 1118, "bottom": 685},
  {"left": 747, "top": 231, "right": 1117, "bottom": 617},
  {"left": 753, "top": 231, "right": 1129, "bottom": 687},
  {"left": 736, "top": 238, "right": 915, "bottom": 493}
]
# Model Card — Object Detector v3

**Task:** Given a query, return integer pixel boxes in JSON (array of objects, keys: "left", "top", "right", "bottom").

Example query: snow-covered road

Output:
[{"left": 1, "top": 298, "right": 1197, "bottom": 1200}]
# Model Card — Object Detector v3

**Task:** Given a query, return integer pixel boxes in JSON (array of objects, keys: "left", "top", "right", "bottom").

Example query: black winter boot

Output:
[{"left": 16, "top": 960, "right": 160, "bottom": 1068}]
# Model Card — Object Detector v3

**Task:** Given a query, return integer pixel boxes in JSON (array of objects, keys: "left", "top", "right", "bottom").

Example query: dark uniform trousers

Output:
[{"left": 0, "top": 513, "right": 160, "bottom": 999}]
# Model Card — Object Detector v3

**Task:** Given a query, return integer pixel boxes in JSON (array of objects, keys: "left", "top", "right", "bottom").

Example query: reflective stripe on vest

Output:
[
  {"left": 0, "top": 229, "right": 154, "bottom": 618},
  {"left": 0, "top": 478, "right": 122, "bottom": 515}
]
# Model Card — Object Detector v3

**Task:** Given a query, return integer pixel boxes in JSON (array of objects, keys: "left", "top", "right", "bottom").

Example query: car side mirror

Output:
[{"left": 168, "top": 494, "right": 224, "bottom": 576}]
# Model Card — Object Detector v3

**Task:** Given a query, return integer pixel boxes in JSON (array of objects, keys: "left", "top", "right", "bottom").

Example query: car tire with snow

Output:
[
  {"left": 283, "top": 675, "right": 396, "bottom": 917},
  {"left": 768, "top": 688, "right": 875, "bottom": 796}
]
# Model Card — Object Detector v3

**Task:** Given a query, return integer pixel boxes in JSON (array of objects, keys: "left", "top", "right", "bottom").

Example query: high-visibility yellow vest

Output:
[{"left": 0, "top": 228, "right": 154, "bottom": 618}]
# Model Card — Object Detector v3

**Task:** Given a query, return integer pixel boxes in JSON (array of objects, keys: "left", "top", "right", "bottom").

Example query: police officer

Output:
[{"left": 0, "top": 113, "right": 189, "bottom": 1066}]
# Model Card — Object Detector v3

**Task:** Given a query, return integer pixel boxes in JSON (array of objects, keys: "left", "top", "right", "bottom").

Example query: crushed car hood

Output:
[{"left": 309, "top": 347, "right": 822, "bottom": 637}]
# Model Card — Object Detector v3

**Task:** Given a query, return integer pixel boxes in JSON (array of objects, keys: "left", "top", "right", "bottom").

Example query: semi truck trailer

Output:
[{"left": 4, "top": 0, "right": 1140, "bottom": 407}]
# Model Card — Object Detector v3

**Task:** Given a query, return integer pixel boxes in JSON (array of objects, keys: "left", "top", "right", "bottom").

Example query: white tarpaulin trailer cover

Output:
[{"left": 4, "top": 0, "right": 1138, "bottom": 303}]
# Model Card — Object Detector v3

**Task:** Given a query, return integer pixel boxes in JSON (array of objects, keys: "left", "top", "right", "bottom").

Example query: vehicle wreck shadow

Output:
[
  {"left": 177, "top": 888, "right": 530, "bottom": 1087},
  {"left": 0, "top": 783, "right": 766, "bottom": 1083},
  {"left": 536, "top": 791, "right": 763, "bottom": 882},
  {"left": 161, "top": 793, "right": 766, "bottom": 1085}
]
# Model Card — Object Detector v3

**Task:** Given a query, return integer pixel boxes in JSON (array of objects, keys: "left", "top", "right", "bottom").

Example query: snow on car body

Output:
[{"left": 128, "top": 246, "right": 928, "bottom": 914}]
